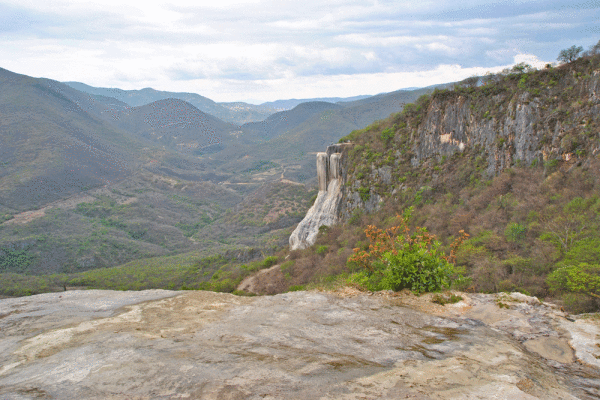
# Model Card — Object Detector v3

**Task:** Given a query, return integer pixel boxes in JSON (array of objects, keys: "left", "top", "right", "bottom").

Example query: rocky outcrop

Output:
[
  {"left": 1, "top": 289, "right": 599, "bottom": 399},
  {"left": 289, "top": 144, "right": 352, "bottom": 250},
  {"left": 411, "top": 74, "right": 600, "bottom": 174},
  {"left": 338, "top": 69, "right": 600, "bottom": 219}
]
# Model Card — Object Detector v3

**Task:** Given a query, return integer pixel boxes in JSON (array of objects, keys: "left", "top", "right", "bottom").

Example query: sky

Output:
[{"left": 1, "top": 0, "right": 599, "bottom": 104}]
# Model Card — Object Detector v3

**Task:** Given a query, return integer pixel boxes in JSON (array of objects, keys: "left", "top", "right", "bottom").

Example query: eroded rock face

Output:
[
  {"left": 289, "top": 144, "right": 351, "bottom": 250},
  {"left": 0, "top": 289, "right": 599, "bottom": 399}
]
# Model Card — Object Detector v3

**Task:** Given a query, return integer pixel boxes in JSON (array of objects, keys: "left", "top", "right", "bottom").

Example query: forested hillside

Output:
[
  {"left": 1, "top": 66, "right": 429, "bottom": 296},
  {"left": 252, "top": 54, "right": 600, "bottom": 313},
  {"left": 6, "top": 55, "right": 600, "bottom": 313}
]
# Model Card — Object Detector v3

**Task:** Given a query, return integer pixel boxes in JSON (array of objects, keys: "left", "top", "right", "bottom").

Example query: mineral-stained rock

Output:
[
  {"left": 0, "top": 289, "right": 599, "bottom": 399},
  {"left": 288, "top": 179, "right": 342, "bottom": 250},
  {"left": 289, "top": 144, "right": 351, "bottom": 250}
]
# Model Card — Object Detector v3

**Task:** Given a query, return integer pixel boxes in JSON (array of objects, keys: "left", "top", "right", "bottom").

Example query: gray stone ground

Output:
[{"left": 0, "top": 289, "right": 598, "bottom": 399}]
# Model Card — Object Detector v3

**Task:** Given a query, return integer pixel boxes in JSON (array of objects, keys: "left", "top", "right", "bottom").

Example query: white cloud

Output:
[{"left": 0, "top": 0, "right": 598, "bottom": 102}]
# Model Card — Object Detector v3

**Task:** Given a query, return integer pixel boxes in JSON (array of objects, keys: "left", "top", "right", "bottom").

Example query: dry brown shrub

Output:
[
  {"left": 513, "top": 274, "right": 548, "bottom": 298},
  {"left": 472, "top": 258, "right": 504, "bottom": 292},
  {"left": 475, "top": 208, "right": 509, "bottom": 233},
  {"left": 468, "top": 173, "right": 512, "bottom": 212},
  {"left": 480, "top": 231, "right": 509, "bottom": 253},
  {"left": 336, "top": 224, "right": 366, "bottom": 249},
  {"left": 529, "top": 239, "right": 560, "bottom": 273},
  {"left": 448, "top": 211, "right": 474, "bottom": 235},
  {"left": 292, "top": 253, "right": 319, "bottom": 284},
  {"left": 420, "top": 203, "right": 452, "bottom": 238}
]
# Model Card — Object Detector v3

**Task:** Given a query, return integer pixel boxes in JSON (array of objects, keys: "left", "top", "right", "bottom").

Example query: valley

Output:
[
  {"left": 1, "top": 54, "right": 600, "bottom": 318},
  {"left": 0, "top": 66, "right": 431, "bottom": 296}
]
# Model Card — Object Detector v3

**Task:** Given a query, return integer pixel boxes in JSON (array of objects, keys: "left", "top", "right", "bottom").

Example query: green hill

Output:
[
  {"left": 0, "top": 68, "right": 314, "bottom": 280},
  {"left": 246, "top": 55, "right": 600, "bottom": 312},
  {"left": 0, "top": 68, "right": 150, "bottom": 211},
  {"left": 65, "top": 82, "right": 277, "bottom": 125}
]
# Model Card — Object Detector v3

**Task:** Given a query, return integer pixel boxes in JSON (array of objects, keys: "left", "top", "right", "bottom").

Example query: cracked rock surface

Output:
[{"left": 0, "top": 289, "right": 599, "bottom": 399}]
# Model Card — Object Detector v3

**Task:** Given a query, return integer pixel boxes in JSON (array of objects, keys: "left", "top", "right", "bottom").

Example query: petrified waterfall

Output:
[{"left": 289, "top": 145, "right": 345, "bottom": 250}]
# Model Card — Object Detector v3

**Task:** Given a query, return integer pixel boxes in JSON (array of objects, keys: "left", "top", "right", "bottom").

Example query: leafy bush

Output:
[
  {"left": 358, "top": 187, "right": 371, "bottom": 202},
  {"left": 380, "top": 127, "right": 394, "bottom": 143},
  {"left": 504, "top": 222, "right": 526, "bottom": 243},
  {"left": 0, "top": 247, "right": 37, "bottom": 273},
  {"left": 547, "top": 263, "right": 600, "bottom": 301},
  {"left": 376, "top": 245, "right": 455, "bottom": 292},
  {"left": 348, "top": 209, "right": 468, "bottom": 293},
  {"left": 261, "top": 255, "right": 279, "bottom": 268},
  {"left": 316, "top": 245, "right": 329, "bottom": 255},
  {"left": 562, "top": 237, "right": 600, "bottom": 266}
]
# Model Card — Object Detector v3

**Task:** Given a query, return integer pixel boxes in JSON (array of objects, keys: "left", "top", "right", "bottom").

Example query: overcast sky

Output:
[{"left": 1, "top": 0, "right": 598, "bottom": 103}]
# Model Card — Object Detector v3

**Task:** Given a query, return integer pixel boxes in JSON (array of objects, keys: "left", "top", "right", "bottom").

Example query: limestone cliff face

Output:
[
  {"left": 417, "top": 71, "right": 600, "bottom": 173},
  {"left": 289, "top": 144, "right": 352, "bottom": 250},
  {"left": 292, "top": 67, "right": 600, "bottom": 240},
  {"left": 339, "top": 68, "right": 600, "bottom": 219}
]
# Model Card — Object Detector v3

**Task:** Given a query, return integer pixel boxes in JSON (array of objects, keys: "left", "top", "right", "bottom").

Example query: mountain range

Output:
[
  {"left": 0, "top": 65, "right": 437, "bottom": 278},
  {"left": 2, "top": 54, "right": 600, "bottom": 317}
]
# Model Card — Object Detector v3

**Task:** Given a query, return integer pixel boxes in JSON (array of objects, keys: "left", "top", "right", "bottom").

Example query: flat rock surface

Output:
[{"left": 0, "top": 289, "right": 599, "bottom": 399}]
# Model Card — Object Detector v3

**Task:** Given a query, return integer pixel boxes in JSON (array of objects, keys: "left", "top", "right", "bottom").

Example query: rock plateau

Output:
[{"left": 1, "top": 289, "right": 599, "bottom": 399}]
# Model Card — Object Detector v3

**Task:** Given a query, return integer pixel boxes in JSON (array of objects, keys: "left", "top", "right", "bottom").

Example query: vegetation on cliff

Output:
[
  {"left": 3, "top": 49, "right": 600, "bottom": 314},
  {"left": 273, "top": 53, "right": 600, "bottom": 313}
]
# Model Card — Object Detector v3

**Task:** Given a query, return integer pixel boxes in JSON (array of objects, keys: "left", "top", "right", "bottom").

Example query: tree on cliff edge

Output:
[{"left": 558, "top": 45, "right": 583, "bottom": 63}]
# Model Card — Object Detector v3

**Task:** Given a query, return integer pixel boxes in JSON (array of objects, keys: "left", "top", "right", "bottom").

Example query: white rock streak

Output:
[{"left": 289, "top": 148, "right": 343, "bottom": 250}]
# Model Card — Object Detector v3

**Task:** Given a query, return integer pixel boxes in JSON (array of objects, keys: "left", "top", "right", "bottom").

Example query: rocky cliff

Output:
[
  {"left": 289, "top": 143, "right": 353, "bottom": 250},
  {"left": 289, "top": 60, "right": 600, "bottom": 252},
  {"left": 338, "top": 61, "right": 600, "bottom": 219}
]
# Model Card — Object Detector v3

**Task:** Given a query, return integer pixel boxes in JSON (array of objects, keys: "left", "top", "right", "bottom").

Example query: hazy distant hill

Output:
[
  {"left": 64, "top": 82, "right": 277, "bottom": 125},
  {"left": 240, "top": 101, "right": 343, "bottom": 143},
  {"left": 260, "top": 95, "right": 371, "bottom": 110},
  {"left": 112, "top": 98, "right": 238, "bottom": 154},
  {"left": 209, "top": 87, "right": 441, "bottom": 178}
]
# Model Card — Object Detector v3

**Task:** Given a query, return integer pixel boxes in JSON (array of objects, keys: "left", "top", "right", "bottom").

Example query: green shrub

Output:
[
  {"left": 348, "top": 209, "right": 363, "bottom": 225},
  {"left": 348, "top": 209, "right": 468, "bottom": 294},
  {"left": 547, "top": 263, "right": 600, "bottom": 302},
  {"left": 380, "top": 127, "right": 394, "bottom": 142},
  {"left": 504, "top": 223, "right": 526, "bottom": 243},
  {"left": 358, "top": 187, "right": 371, "bottom": 202},
  {"left": 261, "top": 256, "right": 279, "bottom": 269},
  {"left": 375, "top": 240, "right": 454, "bottom": 293},
  {"left": 562, "top": 237, "right": 600, "bottom": 265},
  {"left": 316, "top": 245, "right": 329, "bottom": 255},
  {"left": 544, "top": 159, "right": 559, "bottom": 174},
  {"left": 0, "top": 247, "right": 37, "bottom": 273}
]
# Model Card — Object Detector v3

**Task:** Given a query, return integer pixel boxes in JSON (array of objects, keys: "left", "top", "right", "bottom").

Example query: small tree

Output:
[
  {"left": 511, "top": 62, "right": 533, "bottom": 74},
  {"left": 583, "top": 40, "right": 600, "bottom": 57},
  {"left": 557, "top": 45, "right": 583, "bottom": 63}
]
